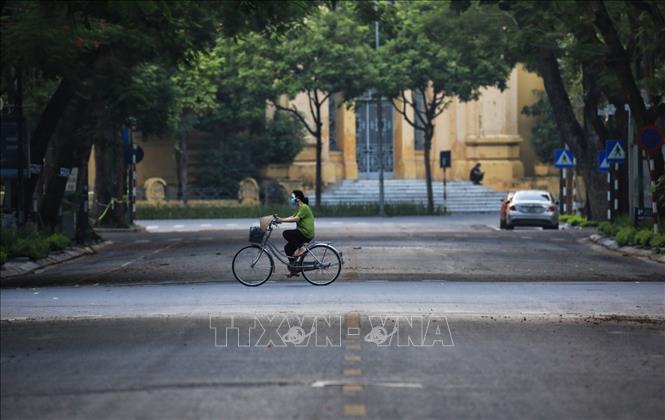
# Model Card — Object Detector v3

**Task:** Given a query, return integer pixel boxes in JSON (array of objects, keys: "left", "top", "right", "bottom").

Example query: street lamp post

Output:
[{"left": 375, "top": 4, "right": 385, "bottom": 217}]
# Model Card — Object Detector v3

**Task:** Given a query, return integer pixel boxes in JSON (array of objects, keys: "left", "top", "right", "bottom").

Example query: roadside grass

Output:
[
  {"left": 596, "top": 215, "right": 665, "bottom": 249},
  {"left": 136, "top": 202, "right": 449, "bottom": 219},
  {"left": 561, "top": 213, "right": 664, "bottom": 249},
  {"left": 0, "top": 225, "right": 72, "bottom": 264},
  {"left": 559, "top": 214, "right": 598, "bottom": 228}
]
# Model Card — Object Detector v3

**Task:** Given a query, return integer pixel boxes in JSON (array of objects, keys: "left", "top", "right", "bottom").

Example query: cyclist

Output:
[{"left": 275, "top": 190, "right": 315, "bottom": 277}]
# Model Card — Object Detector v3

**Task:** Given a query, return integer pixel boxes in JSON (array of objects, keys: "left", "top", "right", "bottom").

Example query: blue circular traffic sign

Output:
[{"left": 637, "top": 125, "right": 664, "bottom": 153}]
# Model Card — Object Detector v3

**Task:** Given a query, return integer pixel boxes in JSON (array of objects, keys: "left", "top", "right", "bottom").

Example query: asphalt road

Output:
[
  {"left": 4, "top": 215, "right": 663, "bottom": 287},
  {"left": 2, "top": 215, "right": 664, "bottom": 419},
  {"left": 2, "top": 314, "right": 664, "bottom": 419}
]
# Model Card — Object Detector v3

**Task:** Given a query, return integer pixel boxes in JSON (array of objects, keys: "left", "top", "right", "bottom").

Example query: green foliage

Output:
[
  {"left": 521, "top": 90, "right": 561, "bottom": 163},
  {"left": 273, "top": 7, "right": 375, "bottom": 106},
  {"left": 560, "top": 214, "right": 597, "bottom": 228},
  {"left": 650, "top": 234, "right": 665, "bottom": 249},
  {"left": 598, "top": 222, "right": 618, "bottom": 236},
  {"left": 9, "top": 238, "right": 50, "bottom": 261},
  {"left": 377, "top": 1, "right": 515, "bottom": 101},
  {"left": 1, "top": 228, "right": 72, "bottom": 261},
  {"left": 195, "top": 111, "right": 306, "bottom": 197},
  {"left": 46, "top": 233, "right": 72, "bottom": 251},
  {"left": 655, "top": 175, "right": 665, "bottom": 215},
  {"left": 126, "top": 64, "right": 178, "bottom": 135},
  {"left": 136, "top": 202, "right": 448, "bottom": 219},
  {"left": 195, "top": 131, "right": 258, "bottom": 197},
  {"left": 634, "top": 230, "right": 654, "bottom": 247},
  {"left": 254, "top": 112, "right": 306, "bottom": 166},
  {"left": 615, "top": 227, "right": 636, "bottom": 247},
  {"left": 581, "top": 220, "right": 598, "bottom": 228}
]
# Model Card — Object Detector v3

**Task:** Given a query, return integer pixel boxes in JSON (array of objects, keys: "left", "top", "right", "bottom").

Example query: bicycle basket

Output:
[{"left": 249, "top": 226, "right": 264, "bottom": 244}]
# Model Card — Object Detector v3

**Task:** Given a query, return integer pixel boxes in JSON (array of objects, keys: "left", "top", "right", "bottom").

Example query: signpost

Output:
[
  {"left": 554, "top": 148, "right": 575, "bottom": 214},
  {"left": 636, "top": 125, "right": 664, "bottom": 153},
  {"left": 636, "top": 126, "right": 664, "bottom": 234},
  {"left": 439, "top": 151, "right": 451, "bottom": 214},
  {"left": 605, "top": 140, "right": 626, "bottom": 220}
]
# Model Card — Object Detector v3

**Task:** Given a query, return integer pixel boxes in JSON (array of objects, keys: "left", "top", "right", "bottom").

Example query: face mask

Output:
[{"left": 290, "top": 196, "right": 297, "bottom": 206}]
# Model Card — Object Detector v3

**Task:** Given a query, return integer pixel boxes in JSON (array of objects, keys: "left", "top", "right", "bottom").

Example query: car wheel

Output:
[
  {"left": 505, "top": 223, "right": 514, "bottom": 230},
  {"left": 544, "top": 223, "right": 559, "bottom": 230},
  {"left": 500, "top": 219, "right": 506, "bottom": 229}
]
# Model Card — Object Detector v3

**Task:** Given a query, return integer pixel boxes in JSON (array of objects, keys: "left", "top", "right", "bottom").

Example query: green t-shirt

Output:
[{"left": 294, "top": 204, "right": 315, "bottom": 240}]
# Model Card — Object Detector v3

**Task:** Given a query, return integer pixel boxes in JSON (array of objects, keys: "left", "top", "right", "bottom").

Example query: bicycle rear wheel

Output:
[
  {"left": 301, "top": 244, "right": 341, "bottom": 286},
  {"left": 232, "top": 245, "right": 274, "bottom": 286}
]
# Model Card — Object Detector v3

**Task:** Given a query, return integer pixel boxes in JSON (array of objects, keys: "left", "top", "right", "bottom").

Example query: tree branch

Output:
[
  {"left": 274, "top": 102, "right": 317, "bottom": 136},
  {"left": 433, "top": 97, "right": 452, "bottom": 119},
  {"left": 591, "top": 0, "right": 651, "bottom": 125},
  {"left": 391, "top": 92, "right": 418, "bottom": 129}
]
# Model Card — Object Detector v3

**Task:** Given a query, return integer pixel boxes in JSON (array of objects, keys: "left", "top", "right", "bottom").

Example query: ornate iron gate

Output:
[{"left": 355, "top": 94, "right": 393, "bottom": 177}]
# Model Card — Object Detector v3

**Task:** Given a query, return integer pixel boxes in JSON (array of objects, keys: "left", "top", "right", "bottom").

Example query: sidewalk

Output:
[
  {"left": 589, "top": 233, "right": 665, "bottom": 264},
  {"left": 1, "top": 241, "right": 112, "bottom": 280}
]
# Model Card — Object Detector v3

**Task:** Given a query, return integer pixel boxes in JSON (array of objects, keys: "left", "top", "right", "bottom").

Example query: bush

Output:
[
  {"left": 581, "top": 220, "right": 598, "bottom": 228},
  {"left": 615, "top": 227, "right": 637, "bottom": 246},
  {"left": 598, "top": 222, "right": 618, "bottom": 236},
  {"left": 1, "top": 227, "right": 72, "bottom": 262},
  {"left": 0, "top": 249, "right": 6, "bottom": 266},
  {"left": 634, "top": 229, "right": 654, "bottom": 247},
  {"left": 46, "top": 233, "right": 71, "bottom": 251},
  {"left": 9, "top": 237, "right": 50, "bottom": 261},
  {"left": 650, "top": 234, "right": 665, "bottom": 249},
  {"left": 136, "top": 202, "right": 448, "bottom": 219}
]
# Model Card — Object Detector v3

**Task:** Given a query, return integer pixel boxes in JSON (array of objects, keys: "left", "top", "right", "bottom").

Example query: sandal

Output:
[{"left": 293, "top": 247, "right": 307, "bottom": 257}]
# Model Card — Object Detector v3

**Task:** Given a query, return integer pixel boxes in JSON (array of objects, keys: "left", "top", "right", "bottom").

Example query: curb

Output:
[
  {"left": 589, "top": 234, "right": 665, "bottom": 264},
  {"left": 0, "top": 241, "right": 113, "bottom": 279},
  {"left": 94, "top": 224, "right": 146, "bottom": 233}
]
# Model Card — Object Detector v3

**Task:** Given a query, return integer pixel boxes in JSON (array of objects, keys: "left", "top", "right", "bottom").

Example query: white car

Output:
[{"left": 503, "top": 190, "right": 559, "bottom": 230}]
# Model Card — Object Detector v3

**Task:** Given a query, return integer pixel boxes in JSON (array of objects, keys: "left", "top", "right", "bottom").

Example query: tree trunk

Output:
[
  {"left": 540, "top": 51, "right": 608, "bottom": 220},
  {"left": 37, "top": 98, "right": 83, "bottom": 228},
  {"left": 424, "top": 125, "right": 434, "bottom": 214},
  {"left": 23, "top": 79, "right": 77, "bottom": 220},
  {"left": 178, "top": 132, "right": 189, "bottom": 205},
  {"left": 94, "top": 126, "right": 128, "bottom": 228},
  {"left": 315, "top": 128, "right": 322, "bottom": 208},
  {"left": 74, "top": 162, "right": 98, "bottom": 244}
]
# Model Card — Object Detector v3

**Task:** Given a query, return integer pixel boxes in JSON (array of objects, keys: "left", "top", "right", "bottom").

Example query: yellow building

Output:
[
  {"left": 264, "top": 65, "right": 547, "bottom": 193},
  {"left": 96, "top": 65, "right": 550, "bottom": 199}
]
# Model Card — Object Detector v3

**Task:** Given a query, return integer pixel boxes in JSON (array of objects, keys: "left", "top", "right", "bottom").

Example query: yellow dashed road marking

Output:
[
  {"left": 345, "top": 355, "right": 361, "bottom": 363},
  {"left": 344, "top": 404, "right": 367, "bottom": 416},
  {"left": 344, "top": 368, "right": 362, "bottom": 377},
  {"left": 345, "top": 312, "right": 360, "bottom": 329},
  {"left": 343, "top": 384, "right": 364, "bottom": 394},
  {"left": 346, "top": 344, "right": 361, "bottom": 350}
]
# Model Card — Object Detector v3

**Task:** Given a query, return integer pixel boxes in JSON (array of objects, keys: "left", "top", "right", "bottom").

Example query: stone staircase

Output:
[{"left": 320, "top": 179, "right": 506, "bottom": 213}]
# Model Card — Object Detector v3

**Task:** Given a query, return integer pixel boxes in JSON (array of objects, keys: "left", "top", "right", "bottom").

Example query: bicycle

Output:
[{"left": 232, "top": 215, "right": 343, "bottom": 287}]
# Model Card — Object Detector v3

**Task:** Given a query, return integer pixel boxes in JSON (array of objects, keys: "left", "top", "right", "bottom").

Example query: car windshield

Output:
[{"left": 514, "top": 192, "right": 551, "bottom": 202}]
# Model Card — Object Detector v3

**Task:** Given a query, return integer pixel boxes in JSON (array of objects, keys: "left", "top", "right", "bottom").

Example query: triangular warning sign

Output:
[
  {"left": 555, "top": 151, "right": 573, "bottom": 167},
  {"left": 607, "top": 142, "right": 625, "bottom": 160},
  {"left": 600, "top": 156, "right": 609, "bottom": 170}
]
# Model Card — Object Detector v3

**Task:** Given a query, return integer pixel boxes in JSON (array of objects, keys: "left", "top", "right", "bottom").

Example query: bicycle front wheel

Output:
[
  {"left": 232, "top": 245, "right": 274, "bottom": 286},
  {"left": 301, "top": 244, "right": 342, "bottom": 286}
]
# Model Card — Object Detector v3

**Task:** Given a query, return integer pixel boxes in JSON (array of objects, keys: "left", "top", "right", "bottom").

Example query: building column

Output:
[
  {"left": 393, "top": 96, "right": 417, "bottom": 179},
  {"left": 338, "top": 104, "right": 358, "bottom": 180}
]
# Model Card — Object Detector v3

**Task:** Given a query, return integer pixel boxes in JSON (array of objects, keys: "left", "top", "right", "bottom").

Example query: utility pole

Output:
[
  {"left": 375, "top": 1, "right": 385, "bottom": 217},
  {"left": 16, "top": 69, "right": 25, "bottom": 226}
]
